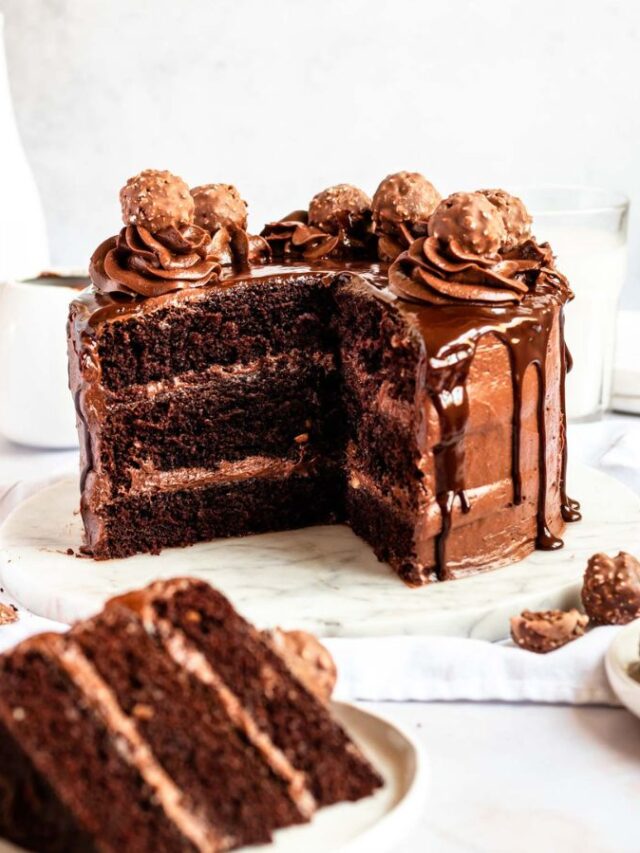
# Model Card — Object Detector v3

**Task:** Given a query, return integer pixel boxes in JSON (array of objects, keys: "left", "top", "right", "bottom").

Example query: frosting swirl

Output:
[
  {"left": 261, "top": 211, "right": 345, "bottom": 260},
  {"left": 389, "top": 190, "right": 568, "bottom": 305},
  {"left": 261, "top": 184, "right": 375, "bottom": 260},
  {"left": 90, "top": 224, "right": 221, "bottom": 298},
  {"left": 90, "top": 171, "right": 272, "bottom": 298}
]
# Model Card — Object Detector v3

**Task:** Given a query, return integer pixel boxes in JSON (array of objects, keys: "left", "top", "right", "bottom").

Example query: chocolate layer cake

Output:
[
  {"left": 0, "top": 578, "right": 382, "bottom": 851},
  {"left": 68, "top": 170, "right": 580, "bottom": 581}
]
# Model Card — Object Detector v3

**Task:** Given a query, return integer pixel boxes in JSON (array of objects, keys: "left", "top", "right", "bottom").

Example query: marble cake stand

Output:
[{"left": 0, "top": 463, "right": 638, "bottom": 641}]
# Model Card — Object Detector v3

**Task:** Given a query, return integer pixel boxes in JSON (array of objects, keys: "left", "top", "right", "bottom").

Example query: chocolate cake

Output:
[
  {"left": 0, "top": 578, "right": 382, "bottom": 851},
  {"left": 68, "top": 169, "right": 580, "bottom": 582}
]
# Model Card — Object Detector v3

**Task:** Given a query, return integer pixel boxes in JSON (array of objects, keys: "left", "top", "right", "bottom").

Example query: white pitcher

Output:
[
  {"left": 0, "top": 273, "right": 87, "bottom": 448},
  {"left": 0, "top": 12, "right": 50, "bottom": 281}
]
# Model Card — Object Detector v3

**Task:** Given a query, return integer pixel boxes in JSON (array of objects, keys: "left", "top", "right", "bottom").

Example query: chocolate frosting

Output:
[
  {"left": 389, "top": 190, "right": 570, "bottom": 306},
  {"left": 91, "top": 171, "right": 273, "bottom": 298},
  {"left": 261, "top": 184, "right": 375, "bottom": 260},
  {"left": 90, "top": 224, "right": 221, "bottom": 298}
]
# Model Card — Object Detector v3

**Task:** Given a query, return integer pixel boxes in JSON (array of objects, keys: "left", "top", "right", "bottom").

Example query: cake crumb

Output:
[
  {"left": 0, "top": 602, "right": 19, "bottom": 625},
  {"left": 132, "top": 703, "right": 154, "bottom": 720}
]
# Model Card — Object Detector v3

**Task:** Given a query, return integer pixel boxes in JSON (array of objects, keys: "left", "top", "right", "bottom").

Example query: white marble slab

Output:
[{"left": 0, "top": 463, "right": 638, "bottom": 640}]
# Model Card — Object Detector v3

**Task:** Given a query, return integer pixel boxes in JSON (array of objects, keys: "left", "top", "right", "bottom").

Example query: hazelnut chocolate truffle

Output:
[
  {"left": 120, "top": 169, "right": 194, "bottom": 232},
  {"left": 428, "top": 191, "right": 507, "bottom": 257},
  {"left": 308, "top": 184, "right": 371, "bottom": 233},
  {"left": 371, "top": 171, "right": 441, "bottom": 237},
  {"left": 480, "top": 188, "right": 532, "bottom": 252},
  {"left": 582, "top": 551, "right": 640, "bottom": 625},
  {"left": 266, "top": 628, "right": 337, "bottom": 703},
  {"left": 191, "top": 183, "right": 249, "bottom": 233},
  {"left": 510, "top": 609, "right": 589, "bottom": 654}
]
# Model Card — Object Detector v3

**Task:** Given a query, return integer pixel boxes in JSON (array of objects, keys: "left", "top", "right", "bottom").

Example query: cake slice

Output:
[{"left": 0, "top": 579, "right": 382, "bottom": 852}]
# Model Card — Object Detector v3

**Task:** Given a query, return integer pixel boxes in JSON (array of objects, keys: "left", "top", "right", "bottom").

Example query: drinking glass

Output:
[{"left": 515, "top": 186, "right": 629, "bottom": 421}]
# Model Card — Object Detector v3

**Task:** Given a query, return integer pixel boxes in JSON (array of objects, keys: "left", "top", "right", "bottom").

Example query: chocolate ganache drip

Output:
[
  {"left": 388, "top": 188, "right": 579, "bottom": 579},
  {"left": 90, "top": 170, "right": 268, "bottom": 299},
  {"left": 261, "top": 184, "right": 375, "bottom": 260}
]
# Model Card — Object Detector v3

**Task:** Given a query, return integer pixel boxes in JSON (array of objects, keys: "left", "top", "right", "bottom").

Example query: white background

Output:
[{"left": 1, "top": 0, "right": 639, "bottom": 307}]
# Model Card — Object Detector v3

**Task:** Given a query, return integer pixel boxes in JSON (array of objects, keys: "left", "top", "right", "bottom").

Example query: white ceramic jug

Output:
[
  {"left": 0, "top": 274, "right": 87, "bottom": 448},
  {"left": 0, "top": 12, "right": 50, "bottom": 281}
]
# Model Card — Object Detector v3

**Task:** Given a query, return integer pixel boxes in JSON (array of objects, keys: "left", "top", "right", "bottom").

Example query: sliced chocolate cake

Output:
[
  {"left": 68, "top": 169, "right": 580, "bottom": 581},
  {"left": 0, "top": 578, "right": 382, "bottom": 852}
]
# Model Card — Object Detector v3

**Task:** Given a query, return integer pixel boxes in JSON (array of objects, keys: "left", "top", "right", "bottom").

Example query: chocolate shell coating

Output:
[
  {"left": 120, "top": 169, "right": 194, "bottom": 232},
  {"left": 510, "top": 609, "right": 588, "bottom": 653},
  {"left": 429, "top": 191, "right": 506, "bottom": 257},
  {"left": 191, "top": 184, "right": 249, "bottom": 233},
  {"left": 308, "top": 184, "right": 371, "bottom": 233},
  {"left": 582, "top": 551, "right": 640, "bottom": 625}
]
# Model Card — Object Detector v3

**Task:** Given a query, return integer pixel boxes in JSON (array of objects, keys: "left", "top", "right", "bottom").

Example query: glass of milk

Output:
[{"left": 515, "top": 186, "right": 629, "bottom": 421}]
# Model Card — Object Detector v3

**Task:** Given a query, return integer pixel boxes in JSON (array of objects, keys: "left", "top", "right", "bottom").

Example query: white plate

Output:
[
  {"left": 1, "top": 463, "right": 639, "bottom": 640},
  {"left": 605, "top": 619, "right": 640, "bottom": 718},
  {"left": 0, "top": 701, "right": 427, "bottom": 853}
]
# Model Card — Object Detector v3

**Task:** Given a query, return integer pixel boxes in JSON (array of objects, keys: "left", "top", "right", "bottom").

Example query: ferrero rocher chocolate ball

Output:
[
  {"left": 265, "top": 628, "right": 337, "bottom": 703},
  {"left": 429, "top": 191, "right": 506, "bottom": 257},
  {"left": 120, "top": 169, "right": 194, "bottom": 232},
  {"left": 372, "top": 171, "right": 441, "bottom": 236},
  {"left": 582, "top": 551, "right": 640, "bottom": 625},
  {"left": 191, "top": 183, "right": 248, "bottom": 233},
  {"left": 308, "top": 184, "right": 371, "bottom": 233},
  {"left": 480, "top": 189, "right": 532, "bottom": 252},
  {"left": 510, "top": 609, "right": 588, "bottom": 654}
]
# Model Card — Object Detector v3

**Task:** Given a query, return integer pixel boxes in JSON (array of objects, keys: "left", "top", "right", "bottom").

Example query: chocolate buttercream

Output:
[
  {"left": 372, "top": 171, "right": 441, "bottom": 261},
  {"left": 389, "top": 191, "right": 570, "bottom": 306},
  {"left": 90, "top": 224, "right": 221, "bottom": 298},
  {"left": 262, "top": 184, "right": 375, "bottom": 260}
]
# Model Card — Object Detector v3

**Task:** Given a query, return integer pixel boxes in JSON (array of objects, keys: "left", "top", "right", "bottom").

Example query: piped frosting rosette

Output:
[
  {"left": 90, "top": 223, "right": 221, "bottom": 298},
  {"left": 389, "top": 190, "right": 570, "bottom": 306},
  {"left": 90, "top": 170, "right": 269, "bottom": 299},
  {"left": 261, "top": 184, "right": 375, "bottom": 260}
]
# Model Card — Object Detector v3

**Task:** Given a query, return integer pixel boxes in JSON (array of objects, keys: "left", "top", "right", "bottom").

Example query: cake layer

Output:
[
  {"left": 97, "top": 353, "right": 342, "bottom": 494},
  {"left": 86, "top": 465, "right": 344, "bottom": 559},
  {"left": 0, "top": 641, "right": 193, "bottom": 853},
  {"left": 70, "top": 271, "right": 336, "bottom": 392},
  {"left": 130, "top": 579, "right": 383, "bottom": 806},
  {"left": 71, "top": 606, "right": 306, "bottom": 847}
]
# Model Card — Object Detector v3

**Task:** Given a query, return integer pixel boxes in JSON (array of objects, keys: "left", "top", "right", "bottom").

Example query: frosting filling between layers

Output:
[
  {"left": 126, "top": 455, "right": 319, "bottom": 496},
  {"left": 161, "top": 625, "right": 317, "bottom": 819},
  {"left": 50, "top": 638, "right": 230, "bottom": 853}
]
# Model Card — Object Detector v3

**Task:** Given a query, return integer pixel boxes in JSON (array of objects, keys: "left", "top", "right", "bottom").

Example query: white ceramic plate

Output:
[
  {"left": 2, "top": 464, "right": 640, "bottom": 641},
  {"left": 605, "top": 619, "right": 640, "bottom": 718},
  {"left": 0, "top": 701, "right": 427, "bottom": 853}
]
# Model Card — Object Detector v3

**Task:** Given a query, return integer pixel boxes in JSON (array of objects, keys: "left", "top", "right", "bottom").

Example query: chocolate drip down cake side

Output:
[{"left": 68, "top": 170, "right": 581, "bottom": 583}]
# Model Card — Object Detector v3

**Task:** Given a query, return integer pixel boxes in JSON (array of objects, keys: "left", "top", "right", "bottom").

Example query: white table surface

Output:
[{"left": 1, "top": 416, "right": 639, "bottom": 852}]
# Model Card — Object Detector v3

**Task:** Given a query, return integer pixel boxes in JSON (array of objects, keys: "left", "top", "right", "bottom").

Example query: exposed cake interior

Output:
[
  {"left": 70, "top": 270, "right": 346, "bottom": 559},
  {"left": 0, "top": 578, "right": 383, "bottom": 852}
]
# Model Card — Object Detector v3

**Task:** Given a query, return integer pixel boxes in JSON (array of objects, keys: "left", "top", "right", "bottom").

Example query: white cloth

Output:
[
  {"left": 0, "top": 417, "right": 638, "bottom": 705},
  {"left": 327, "top": 628, "right": 620, "bottom": 705}
]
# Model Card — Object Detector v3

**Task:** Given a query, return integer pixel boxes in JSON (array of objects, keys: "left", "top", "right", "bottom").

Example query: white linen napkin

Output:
[{"left": 326, "top": 628, "right": 621, "bottom": 706}]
